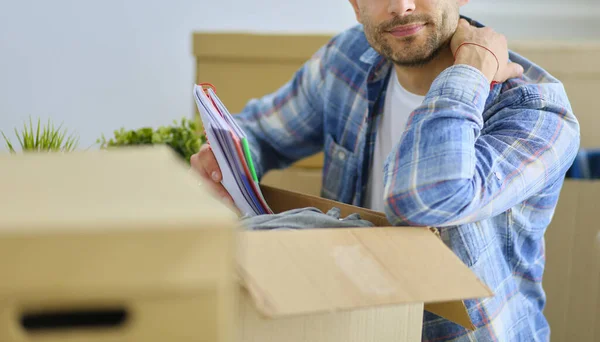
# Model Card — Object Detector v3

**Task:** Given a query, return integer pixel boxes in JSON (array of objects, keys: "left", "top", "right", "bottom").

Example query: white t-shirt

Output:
[{"left": 365, "top": 71, "right": 425, "bottom": 212}]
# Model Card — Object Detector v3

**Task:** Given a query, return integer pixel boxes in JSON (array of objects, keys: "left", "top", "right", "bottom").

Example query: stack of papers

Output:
[{"left": 193, "top": 84, "right": 273, "bottom": 217}]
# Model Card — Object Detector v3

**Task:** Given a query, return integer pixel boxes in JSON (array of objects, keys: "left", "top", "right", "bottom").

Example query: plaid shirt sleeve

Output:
[
  {"left": 233, "top": 45, "right": 329, "bottom": 179},
  {"left": 383, "top": 65, "right": 580, "bottom": 227}
]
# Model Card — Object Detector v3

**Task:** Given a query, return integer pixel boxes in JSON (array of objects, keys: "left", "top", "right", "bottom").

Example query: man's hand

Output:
[
  {"left": 190, "top": 144, "right": 234, "bottom": 206},
  {"left": 451, "top": 19, "right": 524, "bottom": 84}
]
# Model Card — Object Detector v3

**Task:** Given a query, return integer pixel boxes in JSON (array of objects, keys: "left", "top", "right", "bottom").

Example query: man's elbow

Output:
[{"left": 383, "top": 178, "right": 475, "bottom": 227}]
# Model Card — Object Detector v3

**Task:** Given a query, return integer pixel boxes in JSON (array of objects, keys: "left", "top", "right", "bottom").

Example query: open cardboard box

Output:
[
  {"left": 262, "top": 166, "right": 600, "bottom": 342},
  {"left": 0, "top": 146, "right": 492, "bottom": 341},
  {"left": 236, "top": 185, "right": 493, "bottom": 341}
]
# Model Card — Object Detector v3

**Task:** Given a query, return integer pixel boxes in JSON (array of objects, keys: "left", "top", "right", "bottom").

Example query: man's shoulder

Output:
[{"left": 500, "top": 51, "right": 572, "bottom": 109}]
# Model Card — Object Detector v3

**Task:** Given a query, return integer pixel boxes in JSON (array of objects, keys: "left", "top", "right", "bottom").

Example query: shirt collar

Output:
[
  {"left": 358, "top": 47, "right": 391, "bottom": 83},
  {"left": 359, "top": 47, "right": 382, "bottom": 65}
]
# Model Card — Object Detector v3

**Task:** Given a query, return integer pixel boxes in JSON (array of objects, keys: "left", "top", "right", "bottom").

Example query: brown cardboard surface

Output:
[
  {"left": 543, "top": 180, "right": 600, "bottom": 342},
  {"left": 0, "top": 146, "right": 237, "bottom": 233},
  {"left": 260, "top": 185, "right": 391, "bottom": 227},
  {"left": 542, "top": 180, "right": 578, "bottom": 341},
  {"left": 567, "top": 182, "right": 600, "bottom": 341},
  {"left": 239, "top": 228, "right": 491, "bottom": 318},
  {"left": 0, "top": 146, "right": 237, "bottom": 342},
  {"left": 261, "top": 168, "right": 323, "bottom": 196},
  {"left": 238, "top": 289, "right": 424, "bottom": 342},
  {"left": 248, "top": 185, "right": 492, "bottom": 330}
]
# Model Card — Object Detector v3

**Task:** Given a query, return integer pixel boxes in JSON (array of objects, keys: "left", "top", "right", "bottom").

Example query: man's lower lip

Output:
[{"left": 389, "top": 25, "right": 425, "bottom": 37}]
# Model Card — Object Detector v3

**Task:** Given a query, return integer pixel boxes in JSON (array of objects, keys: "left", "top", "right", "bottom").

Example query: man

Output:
[{"left": 191, "top": 0, "right": 580, "bottom": 340}]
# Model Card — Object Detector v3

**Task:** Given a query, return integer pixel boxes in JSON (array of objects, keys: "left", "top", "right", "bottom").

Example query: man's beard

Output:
[{"left": 363, "top": 12, "right": 453, "bottom": 68}]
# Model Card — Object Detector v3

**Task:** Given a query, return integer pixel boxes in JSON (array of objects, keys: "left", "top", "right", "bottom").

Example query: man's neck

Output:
[{"left": 394, "top": 46, "right": 455, "bottom": 96}]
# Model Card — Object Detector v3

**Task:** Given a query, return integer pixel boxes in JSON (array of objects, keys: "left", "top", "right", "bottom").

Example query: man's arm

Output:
[
  {"left": 383, "top": 64, "right": 580, "bottom": 227},
  {"left": 234, "top": 45, "right": 329, "bottom": 180},
  {"left": 383, "top": 21, "right": 580, "bottom": 227}
]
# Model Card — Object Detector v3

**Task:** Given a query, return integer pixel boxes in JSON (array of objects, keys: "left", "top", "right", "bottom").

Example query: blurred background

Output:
[
  {"left": 0, "top": 0, "right": 598, "bottom": 151},
  {"left": 1, "top": 2, "right": 598, "bottom": 341}
]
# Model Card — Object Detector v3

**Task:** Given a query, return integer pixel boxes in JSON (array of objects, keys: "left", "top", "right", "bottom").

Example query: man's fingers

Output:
[
  {"left": 196, "top": 144, "right": 223, "bottom": 182},
  {"left": 192, "top": 158, "right": 234, "bottom": 203},
  {"left": 496, "top": 62, "right": 524, "bottom": 83},
  {"left": 508, "top": 62, "right": 524, "bottom": 78},
  {"left": 190, "top": 153, "right": 208, "bottom": 179},
  {"left": 190, "top": 145, "right": 235, "bottom": 207},
  {"left": 458, "top": 18, "right": 470, "bottom": 28}
]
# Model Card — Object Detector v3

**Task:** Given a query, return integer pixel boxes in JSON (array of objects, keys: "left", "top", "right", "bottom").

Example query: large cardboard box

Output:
[
  {"left": 237, "top": 185, "right": 492, "bottom": 341},
  {"left": 0, "top": 147, "right": 238, "bottom": 341},
  {"left": 542, "top": 180, "right": 600, "bottom": 342},
  {"left": 0, "top": 146, "right": 492, "bottom": 341}
]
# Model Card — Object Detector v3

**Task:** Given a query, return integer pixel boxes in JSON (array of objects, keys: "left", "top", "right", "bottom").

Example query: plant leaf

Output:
[
  {"left": 1, "top": 130, "right": 16, "bottom": 153},
  {"left": 14, "top": 127, "right": 24, "bottom": 150}
]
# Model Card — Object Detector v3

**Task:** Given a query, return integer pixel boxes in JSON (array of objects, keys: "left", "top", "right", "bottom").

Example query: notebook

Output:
[{"left": 193, "top": 84, "right": 273, "bottom": 217}]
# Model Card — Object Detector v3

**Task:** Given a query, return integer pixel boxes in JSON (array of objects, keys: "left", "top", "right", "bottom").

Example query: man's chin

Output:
[
  {"left": 388, "top": 42, "right": 448, "bottom": 67},
  {"left": 383, "top": 35, "right": 428, "bottom": 56},
  {"left": 384, "top": 33, "right": 418, "bottom": 47},
  {"left": 393, "top": 57, "right": 431, "bottom": 67},
  {"left": 391, "top": 49, "right": 441, "bottom": 68}
]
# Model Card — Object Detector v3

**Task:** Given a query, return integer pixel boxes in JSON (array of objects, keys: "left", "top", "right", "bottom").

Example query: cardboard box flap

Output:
[
  {"left": 0, "top": 146, "right": 236, "bottom": 233},
  {"left": 261, "top": 185, "right": 391, "bottom": 227},
  {"left": 423, "top": 302, "right": 478, "bottom": 331},
  {"left": 238, "top": 227, "right": 492, "bottom": 329},
  {"left": 256, "top": 185, "right": 492, "bottom": 329}
]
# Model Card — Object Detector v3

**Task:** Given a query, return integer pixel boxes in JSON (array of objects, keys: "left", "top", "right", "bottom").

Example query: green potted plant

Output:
[
  {"left": 97, "top": 117, "right": 206, "bottom": 164},
  {"left": 1, "top": 117, "right": 79, "bottom": 153}
]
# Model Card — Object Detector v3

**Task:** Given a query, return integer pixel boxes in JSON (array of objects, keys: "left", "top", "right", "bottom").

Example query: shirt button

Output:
[
  {"left": 495, "top": 172, "right": 502, "bottom": 180},
  {"left": 337, "top": 151, "right": 346, "bottom": 160}
]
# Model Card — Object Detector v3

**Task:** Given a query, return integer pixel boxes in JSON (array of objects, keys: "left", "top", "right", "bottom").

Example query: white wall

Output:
[
  {"left": 0, "top": 0, "right": 597, "bottom": 151},
  {"left": 462, "top": 0, "right": 600, "bottom": 40}
]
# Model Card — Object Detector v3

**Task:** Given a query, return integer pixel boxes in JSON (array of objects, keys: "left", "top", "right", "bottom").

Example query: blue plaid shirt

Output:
[{"left": 235, "top": 24, "right": 580, "bottom": 341}]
